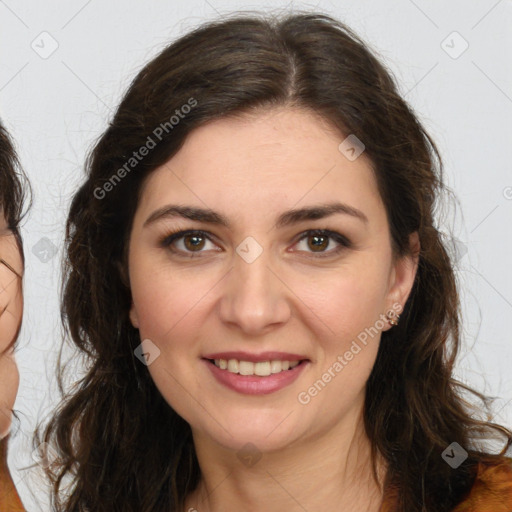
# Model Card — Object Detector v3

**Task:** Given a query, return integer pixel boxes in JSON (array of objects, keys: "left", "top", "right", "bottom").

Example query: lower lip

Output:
[{"left": 204, "top": 359, "right": 309, "bottom": 395}]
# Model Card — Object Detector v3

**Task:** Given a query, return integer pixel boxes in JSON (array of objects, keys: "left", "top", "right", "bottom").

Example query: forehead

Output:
[
  {"left": 137, "top": 107, "right": 384, "bottom": 226},
  {"left": 168, "top": 106, "right": 362, "bottom": 173}
]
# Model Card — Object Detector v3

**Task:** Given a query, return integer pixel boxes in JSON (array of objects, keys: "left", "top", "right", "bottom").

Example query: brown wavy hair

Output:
[
  {"left": 0, "top": 119, "right": 29, "bottom": 246},
  {"left": 37, "top": 11, "right": 511, "bottom": 511}
]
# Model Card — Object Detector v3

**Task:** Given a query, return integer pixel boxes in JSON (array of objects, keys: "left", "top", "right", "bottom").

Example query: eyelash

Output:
[{"left": 159, "top": 229, "right": 352, "bottom": 259}]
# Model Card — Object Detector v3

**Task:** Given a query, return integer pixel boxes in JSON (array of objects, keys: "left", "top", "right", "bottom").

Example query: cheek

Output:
[
  {"left": 292, "top": 274, "right": 385, "bottom": 419},
  {"left": 292, "top": 261, "right": 390, "bottom": 341},
  {"left": 0, "top": 279, "right": 23, "bottom": 341},
  {"left": 130, "top": 262, "right": 212, "bottom": 343},
  {"left": 289, "top": 260, "right": 390, "bottom": 406},
  {"left": 129, "top": 265, "right": 203, "bottom": 423},
  {"left": 130, "top": 267, "right": 209, "bottom": 425}
]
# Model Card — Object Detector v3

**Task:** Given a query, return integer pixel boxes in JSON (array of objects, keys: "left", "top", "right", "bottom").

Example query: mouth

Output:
[
  {"left": 205, "top": 357, "right": 308, "bottom": 376},
  {"left": 203, "top": 355, "right": 310, "bottom": 395}
]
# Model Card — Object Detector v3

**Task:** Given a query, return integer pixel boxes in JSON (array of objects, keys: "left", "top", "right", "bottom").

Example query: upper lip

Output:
[{"left": 202, "top": 351, "right": 308, "bottom": 362}]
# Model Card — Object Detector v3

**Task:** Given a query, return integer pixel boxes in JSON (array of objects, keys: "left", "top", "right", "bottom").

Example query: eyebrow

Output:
[{"left": 144, "top": 201, "right": 368, "bottom": 229}]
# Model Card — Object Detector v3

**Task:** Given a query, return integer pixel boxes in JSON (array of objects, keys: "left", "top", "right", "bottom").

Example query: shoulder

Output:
[
  {"left": 0, "top": 471, "right": 25, "bottom": 512},
  {"left": 452, "top": 457, "right": 512, "bottom": 512}
]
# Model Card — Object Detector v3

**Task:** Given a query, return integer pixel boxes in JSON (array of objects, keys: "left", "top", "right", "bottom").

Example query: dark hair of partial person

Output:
[
  {"left": 36, "top": 11, "right": 512, "bottom": 512},
  {"left": 0, "top": 119, "right": 30, "bottom": 254}
]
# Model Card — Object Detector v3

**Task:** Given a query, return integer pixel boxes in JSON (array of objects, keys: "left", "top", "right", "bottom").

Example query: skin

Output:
[
  {"left": 128, "top": 106, "right": 419, "bottom": 511},
  {"left": 0, "top": 210, "right": 23, "bottom": 440}
]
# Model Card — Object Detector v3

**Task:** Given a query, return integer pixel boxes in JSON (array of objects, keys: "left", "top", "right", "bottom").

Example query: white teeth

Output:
[
  {"left": 227, "top": 359, "right": 239, "bottom": 373},
  {"left": 213, "top": 358, "right": 302, "bottom": 376},
  {"left": 239, "top": 361, "right": 254, "bottom": 375},
  {"left": 270, "top": 360, "right": 282, "bottom": 373},
  {"left": 254, "top": 361, "right": 271, "bottom": 376}
]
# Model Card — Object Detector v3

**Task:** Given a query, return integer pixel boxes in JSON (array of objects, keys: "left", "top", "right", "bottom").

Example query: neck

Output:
[{"left": 185, "top": 412, "right": 386, "bottom": 512}]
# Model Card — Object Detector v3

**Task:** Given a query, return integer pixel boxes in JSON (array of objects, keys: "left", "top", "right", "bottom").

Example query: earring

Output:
[{"left": 386, "top": 310, "right": 400, "bottom": 326}]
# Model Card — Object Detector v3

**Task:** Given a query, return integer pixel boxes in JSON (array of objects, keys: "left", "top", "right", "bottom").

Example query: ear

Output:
[
  {"left": 116, "top": 259, "right": 139, "bottom": 328},
  {"left": 129, "top": 302, "right": 140, "bottom": 329},
  {"left": 382, "top": 231, "right": 420, "bottom": 331}
]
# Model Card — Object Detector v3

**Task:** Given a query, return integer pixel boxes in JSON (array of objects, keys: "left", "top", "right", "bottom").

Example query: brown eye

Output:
[
  {"left": 183, "top": 233, "right": 206, "bottom": 251},
  {"left": 160, "top": 228, "right": 351, "bottom": 259},
  {"left": 294, "top": 229, "right": 351, "bottom": 257},
  {"left": 307, "top": 234, "right": 329, "bottom": 252},
  {"left": 160, "top": 229, "right": 219, "bottom": 257}
]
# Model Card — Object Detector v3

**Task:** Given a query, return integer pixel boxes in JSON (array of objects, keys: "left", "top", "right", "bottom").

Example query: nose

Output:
[{"left": 218, "top": 241, "right": 291, "bottom": 336}]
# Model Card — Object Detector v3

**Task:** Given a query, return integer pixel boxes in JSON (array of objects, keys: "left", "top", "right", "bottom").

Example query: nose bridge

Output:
[{"left": 220, "top": 236, "right": 290, "bottom": 333}]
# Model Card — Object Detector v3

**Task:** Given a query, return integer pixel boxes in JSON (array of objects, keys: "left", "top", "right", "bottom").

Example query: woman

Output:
[
  {"left": 0, "top": 120, "right": 27, "bottom": 511},
  {"left": 39, "top": 12, "right": 512, "bottom": 512}
]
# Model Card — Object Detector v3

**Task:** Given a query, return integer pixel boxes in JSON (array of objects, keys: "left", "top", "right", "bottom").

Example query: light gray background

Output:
[{"left": 1, "top": 1, "right": 511, "bottom": 509}]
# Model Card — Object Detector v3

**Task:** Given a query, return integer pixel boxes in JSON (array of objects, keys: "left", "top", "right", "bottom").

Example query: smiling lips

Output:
[
  {"left": 203, "top": 351, "right": 309, "bottom": 394},
  {"left": 212, "top": 358, "right": 300, "bottom": 376}
]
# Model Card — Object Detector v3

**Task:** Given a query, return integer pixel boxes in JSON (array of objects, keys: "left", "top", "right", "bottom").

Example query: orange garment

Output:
[
  {"left": 380, "top": 458, "right": 512, "bottom": 512},
  {"left": 452, "top": 459, "right": 512, "bottom": 512},
  {"left": 0, "top": 440, "right": 24, "bottom": 512}
]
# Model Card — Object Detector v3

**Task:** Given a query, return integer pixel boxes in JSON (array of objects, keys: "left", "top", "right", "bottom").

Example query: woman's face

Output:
[
  {"left": 128, "top": 107, "right": 418, "bottom": 453},
  {"left": 0, "top": 210, "right": 23, "bottom": 439}
]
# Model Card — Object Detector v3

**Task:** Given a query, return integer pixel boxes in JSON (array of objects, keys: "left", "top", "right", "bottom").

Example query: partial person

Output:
[{"left": 0, "top": 119, "right": 28, "bottom": 511}]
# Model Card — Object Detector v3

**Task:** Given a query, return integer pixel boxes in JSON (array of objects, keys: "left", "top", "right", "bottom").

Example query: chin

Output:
[{"left": 191, "top": 407, "right": 304, "bottom": 454}]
